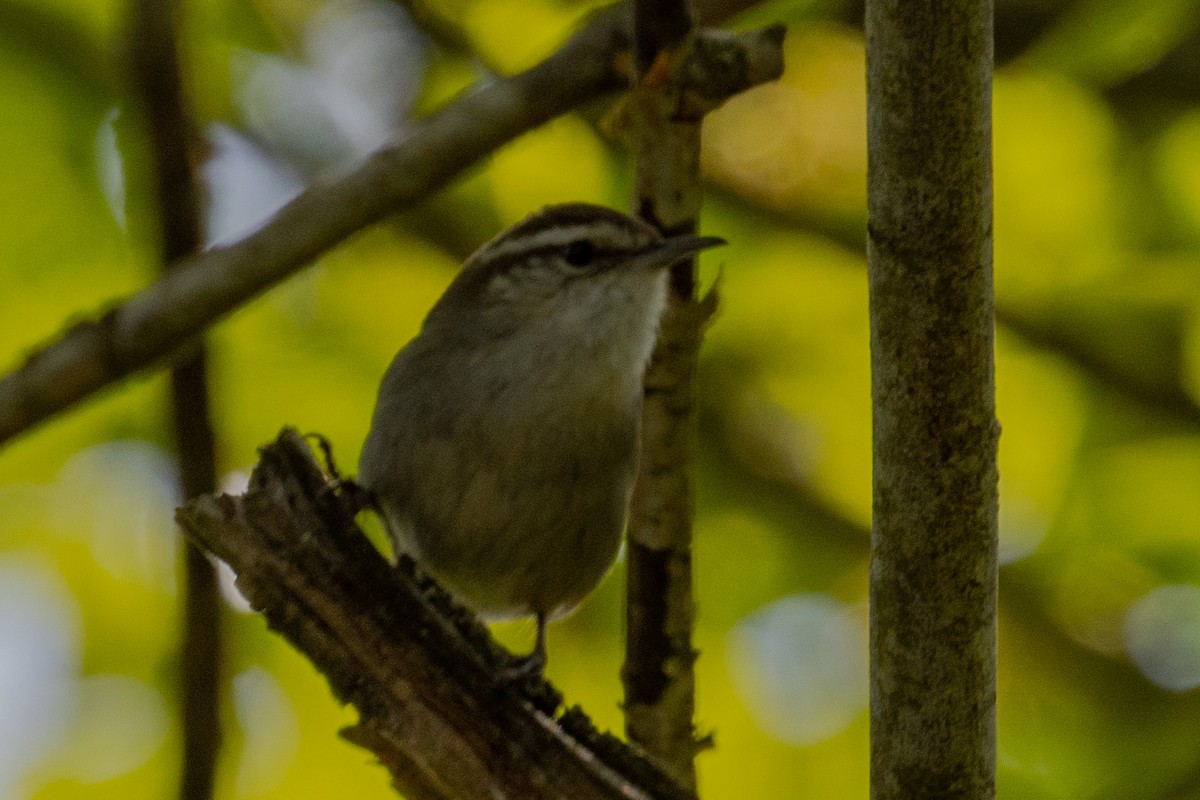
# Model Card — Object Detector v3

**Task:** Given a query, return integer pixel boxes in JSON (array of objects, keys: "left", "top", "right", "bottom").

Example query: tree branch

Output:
[
  {"left": 866, "top": 0, "right": 998, "bottom": 798},
  {"left": 633, "top": 0, "right": 694, "bottom": 75},
  {"left": 0, "top": 0, "right": 773, "bottom": 448},
  {"left": 125, "top": 0, "right": 223, "bottom": 796},
  {"left": 624, "top": 299, "right": 712, "bottom": 788},
  {"left": 621, "top": 1, "right": 784, "bottom": 787},
  {"left": 176, "top": 429, "right": 697, "bottom": 800},
  {"left": 0, "top": 12, "right": 625, "bottom": 444}
]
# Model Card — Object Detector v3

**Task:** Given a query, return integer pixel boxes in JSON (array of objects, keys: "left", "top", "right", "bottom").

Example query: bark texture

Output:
[
  {"left": 177, "top": 430, "right": 698, "bottom": 800},
  {"left": 622, "top": 4, "right": 784, "bottom": 787},
  {"left": 865, "top": 1, "right": 998, "bottom": 798}
]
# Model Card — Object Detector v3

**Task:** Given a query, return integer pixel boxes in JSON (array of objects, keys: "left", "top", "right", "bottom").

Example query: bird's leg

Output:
[
  {"left": 531, "top": 611, "right": 547, "bottom": 671},
  {"left": 499, "top": 611, "right": 548, "bottom": 681}
]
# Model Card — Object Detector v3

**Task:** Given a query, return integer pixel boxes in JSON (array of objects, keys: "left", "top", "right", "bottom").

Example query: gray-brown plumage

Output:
[{"left": 358, "top": 203, "right": 723, "bottom": 670}]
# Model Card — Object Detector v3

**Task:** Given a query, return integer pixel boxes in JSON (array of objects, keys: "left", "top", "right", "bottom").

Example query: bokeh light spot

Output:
[
  {"left": 51, "top": 441, "right": 179, "bottom": 592},
  {"left": 63, "top": 674, "right": 168, "bottom": 783},
  {"left": 1125, "top": 584, "right": 1200, "bottom": 691},
  {"left": 728, "top": 594, "right": 867, "bottom": 745},
  {"left": 234, "top": 667, "right": 301, "bottom": 796},
  {"left": 0, "top": 554, "right": 79, "bottom": 797}
]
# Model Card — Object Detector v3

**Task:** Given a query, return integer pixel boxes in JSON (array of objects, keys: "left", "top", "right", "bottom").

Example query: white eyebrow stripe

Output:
[{"left": 483, "top": 222, "right": 642, "bottom": 263}]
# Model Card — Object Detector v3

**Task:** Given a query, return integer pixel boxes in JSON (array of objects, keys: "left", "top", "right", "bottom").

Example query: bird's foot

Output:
[
  {"left": 496, "top": 612, "right": 548, "bottom": 684},
  {"left": 304, "top": 432, "right": 372, "bottom": 515},
  {"left": 497, "top": 649, "right": 547, "bottom": 683}
]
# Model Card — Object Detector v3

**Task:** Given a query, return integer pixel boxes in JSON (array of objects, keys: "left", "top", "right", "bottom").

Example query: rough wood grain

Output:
[{"left": 177, "top": 429, "right": 697, "bottom": 800}]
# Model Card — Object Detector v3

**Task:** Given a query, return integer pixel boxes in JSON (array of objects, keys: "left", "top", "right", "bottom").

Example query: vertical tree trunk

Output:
[
  {"left": 623, "top": 0, "right": 707, "bottom": 786},
  {"left": 865, "top": 1, "right": 998, "bottom": 798},
  {"left": 622, "top": 12, "right": 783, "bottom": 790}
]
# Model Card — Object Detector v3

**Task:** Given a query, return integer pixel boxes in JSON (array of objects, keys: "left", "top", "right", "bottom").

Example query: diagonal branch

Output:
[
  {"left": 176, "top": 429, "right": 697, "bottom": 800},
  {"left": 0, "top": 0, "right": 771, "bottom": 448},
  {"left": 0, "top": 12, "right": 624, "bottom": 448},
  {"left": 0, "top": 9, "right": 623, "bottom": 446}
]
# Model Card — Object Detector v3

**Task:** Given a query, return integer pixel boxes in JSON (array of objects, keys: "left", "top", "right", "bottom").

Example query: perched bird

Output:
[{"left": 358, "top": 202, "right": 724, "bottom": 672}]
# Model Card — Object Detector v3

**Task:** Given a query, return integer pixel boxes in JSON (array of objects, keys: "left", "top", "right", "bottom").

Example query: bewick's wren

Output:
[{"left": 358, "top": 202, "right": 724, "bottom": 673}]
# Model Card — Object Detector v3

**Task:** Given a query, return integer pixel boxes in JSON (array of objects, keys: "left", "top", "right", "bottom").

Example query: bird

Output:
[{"left": 357, "top": 202, "right": 724, "bottom": 674}]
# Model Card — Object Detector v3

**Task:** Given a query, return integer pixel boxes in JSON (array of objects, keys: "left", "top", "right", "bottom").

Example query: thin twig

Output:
[
  {"left": 125, "top": 1, "right": 222, "bottom": 797},
  {"left": 621, "top": 0, "right": 784, "bottom": 787},
  {"left": 623, "top": 8, "right": 707, "bottom": 768}
]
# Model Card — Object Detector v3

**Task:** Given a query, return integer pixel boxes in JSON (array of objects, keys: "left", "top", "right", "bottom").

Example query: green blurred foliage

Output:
[{"left": 2, "top": 0, "right": 1200, "bottom": 797}]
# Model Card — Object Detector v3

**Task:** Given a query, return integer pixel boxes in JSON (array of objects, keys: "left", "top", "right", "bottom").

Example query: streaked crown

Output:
[
  {"left": 420, "top": 204, "right": 665, "bottom": 317},
  {"left": 466, "top": 203, "right": 664, "bottom": 277},
  {"left": 423, "top": 203, "right": 723, "bottom": 334}
]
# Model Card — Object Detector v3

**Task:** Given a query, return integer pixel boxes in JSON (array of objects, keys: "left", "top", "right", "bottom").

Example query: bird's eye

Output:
[{"left": 561, "top": 239, "right": 595, "bottom": 268}]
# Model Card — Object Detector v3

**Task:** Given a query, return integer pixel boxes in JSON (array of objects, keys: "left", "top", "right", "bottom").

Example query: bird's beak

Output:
[{"left": 632, "top": 233, "right": 727, "bottom": 271}]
